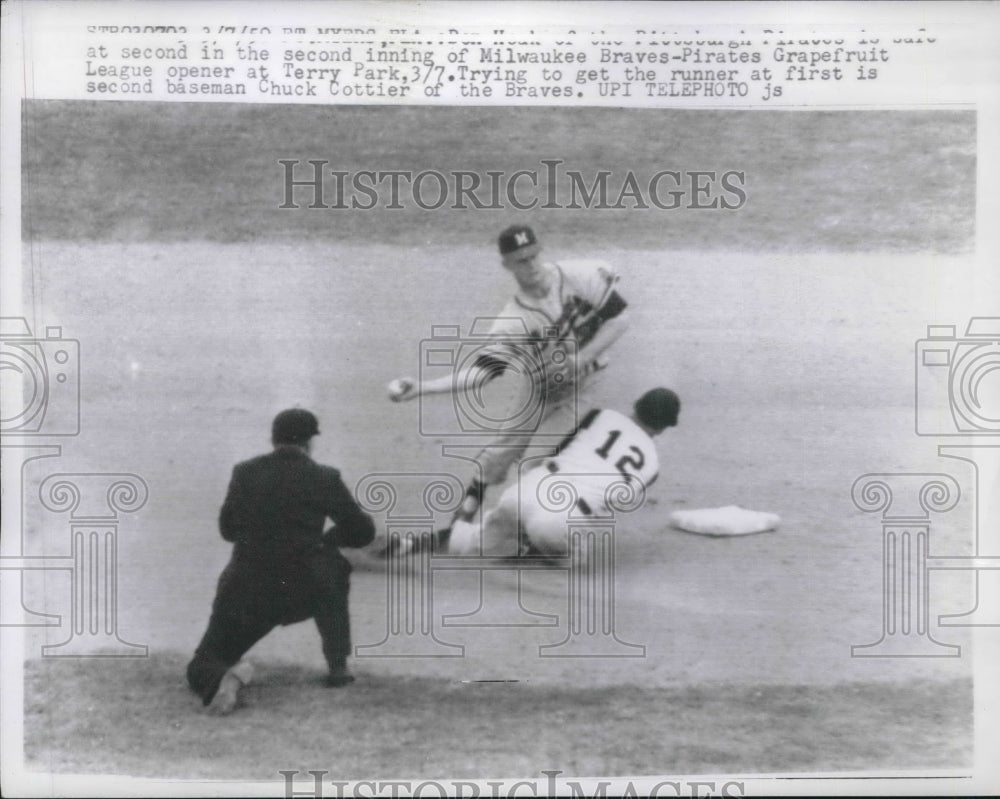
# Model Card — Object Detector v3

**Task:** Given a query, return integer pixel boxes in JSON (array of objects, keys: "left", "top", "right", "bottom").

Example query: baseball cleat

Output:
[
  {"left": 376, "top": 529, "right": 450, "bottom": 557},
  {"left": 375, "top": 535, "right": 415, "bottom": 558},
  {"left": 207, "top": 660, "right": 253, "bottom": 716}
]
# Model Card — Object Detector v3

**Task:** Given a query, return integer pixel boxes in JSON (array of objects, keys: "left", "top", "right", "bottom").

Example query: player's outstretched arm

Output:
[{"left": 387, "top": 361, "right": 498, "bottom": 402}]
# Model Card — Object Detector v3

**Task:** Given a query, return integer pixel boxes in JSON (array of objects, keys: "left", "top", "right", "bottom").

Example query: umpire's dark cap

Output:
[
  {"left": 634, "top": 388, "right": 680, "bottom": 433},
  {"left": 498, "top": 224, "right": 539, "bottom": 255},
  {"left": 272, "top": 408, "right": 320, "bottom": 445}
]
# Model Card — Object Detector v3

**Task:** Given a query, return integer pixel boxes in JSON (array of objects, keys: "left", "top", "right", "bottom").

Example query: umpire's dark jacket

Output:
[
  {"left": 221, "top": 445, "right": 375, "bottom": 562},
  {"left": 215, "top": 445, "right": 375, "bottom": 630}
]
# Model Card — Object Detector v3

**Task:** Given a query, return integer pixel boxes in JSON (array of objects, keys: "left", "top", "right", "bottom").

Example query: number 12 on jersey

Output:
[{"left": 594, "top": 429, "right": 648, "bottom": 482}]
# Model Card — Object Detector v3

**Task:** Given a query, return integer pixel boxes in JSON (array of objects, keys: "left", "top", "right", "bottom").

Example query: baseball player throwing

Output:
[
  {"left": 446, "top": 388, "right": 680, "bottom": 557},
  {"left": 387, "top": 224, "right": 631, "bottom": 552}
]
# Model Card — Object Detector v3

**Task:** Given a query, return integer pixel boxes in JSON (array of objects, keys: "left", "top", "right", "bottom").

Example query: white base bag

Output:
[{"left": 669, "top": 505, "right": 780, "bottom": 537}]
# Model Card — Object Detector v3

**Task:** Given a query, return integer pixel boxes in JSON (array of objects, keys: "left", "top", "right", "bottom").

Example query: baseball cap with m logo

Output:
[{"left": 498, "top": 224, "right": 539, "bottom": 255}]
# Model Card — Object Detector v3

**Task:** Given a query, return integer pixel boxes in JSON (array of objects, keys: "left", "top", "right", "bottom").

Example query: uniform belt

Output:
[{"left": 545, "top": 460, "right": 592, "bottom": 516}]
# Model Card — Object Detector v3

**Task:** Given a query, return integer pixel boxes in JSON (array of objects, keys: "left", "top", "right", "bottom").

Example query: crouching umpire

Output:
[{"left": 186, "top": 408, "right": 375, "bottom": 715}]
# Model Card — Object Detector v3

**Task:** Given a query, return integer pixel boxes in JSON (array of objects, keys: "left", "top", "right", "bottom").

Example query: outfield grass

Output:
[
  {"left": 22, "top": 103, "right": 974, "bottom": 252},
  {"left": 24, "top": 653, "right": 971, "bottom": 781}
]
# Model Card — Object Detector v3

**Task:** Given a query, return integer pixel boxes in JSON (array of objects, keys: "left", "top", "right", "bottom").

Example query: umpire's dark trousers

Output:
[{"left": 186, "top": 548, "right": 353, "bottom": 705}]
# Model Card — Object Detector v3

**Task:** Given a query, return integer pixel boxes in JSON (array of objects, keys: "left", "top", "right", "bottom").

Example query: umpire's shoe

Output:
[
  {"left": 325, "top": 661, "right": 356, "bottom": 688},
  {"left": 207, "top": 660, "right": 254, "bottom": 716}
]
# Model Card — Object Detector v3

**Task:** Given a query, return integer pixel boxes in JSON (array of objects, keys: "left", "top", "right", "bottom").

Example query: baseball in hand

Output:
[{"left": 387, "top": 378, "right": 416, "bottom": 402}]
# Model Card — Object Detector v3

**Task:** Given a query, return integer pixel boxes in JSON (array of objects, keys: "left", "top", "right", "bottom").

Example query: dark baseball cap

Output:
[
  {"left": 633, "top": 388, "right": 680, "bottom": 433},
  {"left": 498, "top": 224, "right": 539, "bottom": 255},
  {"left": 272, "top": 408, "right": 320, "bottom": 445}
]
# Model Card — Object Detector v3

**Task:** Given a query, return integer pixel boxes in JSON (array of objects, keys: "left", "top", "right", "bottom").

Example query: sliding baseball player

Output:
[{"left": 448, "top": 388, "right": 680, "bottom": 557}]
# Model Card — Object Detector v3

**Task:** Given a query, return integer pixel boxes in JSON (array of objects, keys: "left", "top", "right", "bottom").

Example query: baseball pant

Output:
[
  {"left": 451, "top": 464, "right": 585, "bottom": 557},
  {"left": 186, "top": 549, "right": 353, "bottom": 705}
]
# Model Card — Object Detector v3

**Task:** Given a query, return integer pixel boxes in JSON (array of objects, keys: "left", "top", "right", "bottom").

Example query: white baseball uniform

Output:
[
  {"left": 450, "top": 407, "right": 659, "bottom": 557},
  {"left": 471, "top": 259, "right": 625, "bottom": 486}
]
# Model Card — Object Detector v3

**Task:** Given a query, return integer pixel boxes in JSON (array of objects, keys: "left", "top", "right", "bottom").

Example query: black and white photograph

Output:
[{"left": 2, "top": 2, "right": 998, "bottom": 796}]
